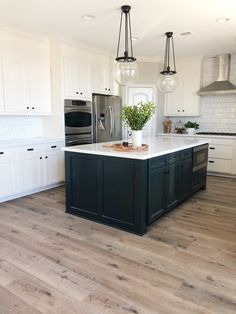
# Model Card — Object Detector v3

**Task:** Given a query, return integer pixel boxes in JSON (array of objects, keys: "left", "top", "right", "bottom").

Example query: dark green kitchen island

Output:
[{"left": 63, "top": 136, "right": 208, "bottom": 235}]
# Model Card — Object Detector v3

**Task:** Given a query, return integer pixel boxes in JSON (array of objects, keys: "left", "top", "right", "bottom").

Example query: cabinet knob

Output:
[
  {"left": 0, "top": 152, "right": 4, "bottom": 155},
  {"left": 26, "top": 106, "right": 29, "bottom": 109},
  {"left": 208, "top": 160, "right": 214, "bottom": 163},
  {"left": 105, "top": 88, "right": 107, "bottom": 91},
  {"left": 76, "top": 92, "right": 79, "bottom": 94},
  {"left": 32, "top": 107, "right": 35, "bottom": 110},
  {"left": 182, "top": 110, "right": 185, "bottom": 112},
  {"left": 45, "top": 156, "right": 48, "bottom": 159},
  {"left": 178, "top": 110, "right": 180, "bottom": 112},
  {"left": 40, "top": 157, "right": 42, "bottom": 160},
  {"left": 108, "top": 89, "right": 111, "bottom": 91},
  {"left": 80, "top": 92, "right": 83, "bottom": 95}
]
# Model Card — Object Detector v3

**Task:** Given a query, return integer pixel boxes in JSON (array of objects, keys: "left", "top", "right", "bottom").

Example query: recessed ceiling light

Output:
[
  {"left": 180, "top": 32, "right": 192, "bottom": 36},
  {"left": 132, "top": 36, "right": 139, "bottom": 41},
  {"left": 81, "top": 14, "right": 96, "bottom": 20},
  {"left": 216, "top": 17, "right": 230, "bottom": 23}
]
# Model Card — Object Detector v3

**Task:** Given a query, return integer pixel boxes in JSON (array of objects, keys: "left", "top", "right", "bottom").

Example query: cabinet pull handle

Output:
[
  {"left": 0, "top": 152, "right": 4, "bottom": 155},
  {"left": 209, "top": 160, "right": 214, "bottom": 163},
  {"left": 27, "top": 148, "right": 34, "bottom": 151},
  {"left": 51, "top": 145, "right": 57, "bottom": 148},
  {"left": 209, "top": 147, "right": 215, "bottom": 150}
]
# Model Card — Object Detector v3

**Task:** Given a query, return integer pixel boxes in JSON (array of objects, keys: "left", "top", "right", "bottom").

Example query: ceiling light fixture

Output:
[
  {"left": 180, "top": 31, "right": 192, "bottom": 36},
  {"left": 158, "top": 32, "right": 178, "bottom": 94},
  {"left": 81, "top": 14, "right": 96, "bottom": 20},
  {"left": 114, "top": 5, "right": 138, "bottom": 85},
  {"left": 216, "top": 17, "right": 230, "bottom": 23}
]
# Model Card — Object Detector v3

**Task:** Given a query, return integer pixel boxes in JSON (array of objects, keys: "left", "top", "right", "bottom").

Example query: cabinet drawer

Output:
[
  {"left": 0, "top": 147, "right": 17, "bottom": 157},
  {"left": 209, "top": 138, "right": 234, "bottom": 146},
  {"left": 149, "top": 156, "right": 166, "bottom": 171},
  {"left": 167, "top": 152, "right": 180, "bottom": 165},
  {"left": 208, "top": 145, "right": 233, "bottom": 159},
  {"left": 44, "top": 142, "right": 64, "bottom": 152},
  {"left": 181, "top": 148, "right": 192, "bottom": 160},
  {"left": 208, "top": 158, "right": 232, "bottom": 174},
  {"left": 18, "top": 144, "right": 44, "bottom": 154}
]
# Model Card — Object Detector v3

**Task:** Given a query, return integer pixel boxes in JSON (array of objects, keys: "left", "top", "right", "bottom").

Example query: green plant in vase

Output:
[
  {"left": 184, "top": 121, "right": 199, "bottom": 135},
  {"left": 121, "top": 101, "right": 157, "bottom": 147}
]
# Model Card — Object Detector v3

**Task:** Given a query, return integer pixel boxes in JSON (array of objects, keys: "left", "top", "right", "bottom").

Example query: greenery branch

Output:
[{"left": 121, "top": 101, "right": 157, "bottom": 131}]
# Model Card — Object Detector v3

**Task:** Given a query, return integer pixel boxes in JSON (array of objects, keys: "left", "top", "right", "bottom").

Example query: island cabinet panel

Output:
[
  {"left": 178, "top": 158, "right": 192, "bottom": 201},
  {"left": 148, "top": 156, "right": 166, "bottom": 224},
  {"left": 65, "top": 154, "right": 100, "bottom": 218},
  {"left": 65, "top": 152, "right": 148, "bottom": 234}
]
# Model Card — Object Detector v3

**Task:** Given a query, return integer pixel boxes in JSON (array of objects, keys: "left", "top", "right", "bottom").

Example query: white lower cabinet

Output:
[
  {"left": 0, "top": 148, "right": 18, "bottom": 198},
  {"left": 44, "top": 150, "right": 64, "bottom": 185},
  {"left": 0, "top": 141, "right": 64, "bottom": 202}
]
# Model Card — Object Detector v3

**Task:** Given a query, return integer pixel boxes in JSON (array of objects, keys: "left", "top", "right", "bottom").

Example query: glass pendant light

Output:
[
  {"left": 158, "top": 32, "right": 178, "bottom": 93},
  {"left": 114, "top": 5, "right": 138, "bottom": 85}
]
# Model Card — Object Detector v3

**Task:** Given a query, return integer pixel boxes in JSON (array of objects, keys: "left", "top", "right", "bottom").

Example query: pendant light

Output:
[
  {"left": 114, "top": 5, "right": 138, "bottom": 85},
  {"left": 158, "top": 32, "right": 178, "bottom": 93}
]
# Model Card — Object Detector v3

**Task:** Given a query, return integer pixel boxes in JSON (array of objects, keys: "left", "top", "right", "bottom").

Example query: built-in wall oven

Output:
[{"left": 64, "top": 99, "right": 93, "bottom": 146}]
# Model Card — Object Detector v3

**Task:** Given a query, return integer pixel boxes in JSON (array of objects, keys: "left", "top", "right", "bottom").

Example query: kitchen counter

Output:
[
  {"left": 0, "top": 137, "right": 64, "bottom": 148},
  {"left": 64, "top": 137, "right": 208, "bottom": 235},
  {"left": 158, "top": 133, "right": 236, "bottom": 139},
  {"left": 62, "top": 136, "right": 209, "bottom": 160}
]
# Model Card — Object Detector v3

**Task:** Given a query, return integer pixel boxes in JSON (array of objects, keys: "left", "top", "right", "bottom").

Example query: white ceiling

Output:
[{"left": 1, "top": 0, "right": 236, "bottom": 59}]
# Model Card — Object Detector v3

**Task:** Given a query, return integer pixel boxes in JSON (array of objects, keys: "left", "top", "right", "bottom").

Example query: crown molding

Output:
[{"left": 0, "top": 26, "right": 49, "bottom": 43}]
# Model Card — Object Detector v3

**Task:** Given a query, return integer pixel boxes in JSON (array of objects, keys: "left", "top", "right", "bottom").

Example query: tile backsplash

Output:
[
  {"left": 172, "top": 54, "right": 236, "bottom": 133},
  {"left": 0, "top": 116, "right": 42, "bottom": 140}
]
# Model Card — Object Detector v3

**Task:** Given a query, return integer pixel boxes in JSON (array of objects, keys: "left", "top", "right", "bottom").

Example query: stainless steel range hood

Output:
[{"left": 198, "top": 54, "right": 236, "bottom": 96}]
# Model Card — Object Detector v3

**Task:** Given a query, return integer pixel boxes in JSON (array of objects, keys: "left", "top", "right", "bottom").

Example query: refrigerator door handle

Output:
[
  {"left": 108, "top": 105, "right": 113, "bottom": 137},
  {"left": 111, "top": 106, "right": 115, "bottom": 136}
]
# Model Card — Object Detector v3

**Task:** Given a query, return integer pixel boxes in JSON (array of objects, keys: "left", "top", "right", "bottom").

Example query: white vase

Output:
[
  {"left": 186, "top": 128, "right": 195, "bottom": 135},
  {"left": 132, "top": 130, "right": 142, "bottom": 147}
]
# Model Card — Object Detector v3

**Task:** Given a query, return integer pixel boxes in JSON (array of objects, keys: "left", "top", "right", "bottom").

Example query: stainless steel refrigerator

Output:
[{"left": 92, "top": 94, "right": 122, "bottom": 143}]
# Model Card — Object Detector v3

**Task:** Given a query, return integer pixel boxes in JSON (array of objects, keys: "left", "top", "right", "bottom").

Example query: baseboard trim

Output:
[{"left": 0, "top": 182, "right": 65, "bottom": 203}]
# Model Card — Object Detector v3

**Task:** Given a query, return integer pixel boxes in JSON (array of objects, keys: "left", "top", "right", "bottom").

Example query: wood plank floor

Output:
[{"left": 0, "top": 176, "right": 235, "bottom": 314}]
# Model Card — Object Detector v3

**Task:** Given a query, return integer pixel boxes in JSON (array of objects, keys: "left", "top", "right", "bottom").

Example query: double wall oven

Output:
[{"left": 64, "top": 99, "right": 93, "bottom": 146}]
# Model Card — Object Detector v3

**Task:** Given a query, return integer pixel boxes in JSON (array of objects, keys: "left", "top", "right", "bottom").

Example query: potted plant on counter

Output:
[
  {"left": 184, "top": 121, "right": 199, "bottom": 135},
  {"left": 121, "top": 101, "right": 157, "bottom": 147}
]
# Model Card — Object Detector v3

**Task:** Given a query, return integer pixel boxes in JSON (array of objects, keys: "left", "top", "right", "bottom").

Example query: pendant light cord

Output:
[{"left": 116, "top": 11, "right": 123, "bottom": 59}]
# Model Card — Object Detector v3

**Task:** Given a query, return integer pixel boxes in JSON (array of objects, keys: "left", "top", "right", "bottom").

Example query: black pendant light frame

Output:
[
  {"left": 160, "top": 32, "right": 177, "bottom": 75},
  {"left": 115, "top": 5, "right": 136, "bottom": 63}
]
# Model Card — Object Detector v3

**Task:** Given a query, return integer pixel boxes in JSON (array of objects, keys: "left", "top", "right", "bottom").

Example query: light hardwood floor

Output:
[{"left": 0, "top": 176, "right": 235, "bottom": 314}]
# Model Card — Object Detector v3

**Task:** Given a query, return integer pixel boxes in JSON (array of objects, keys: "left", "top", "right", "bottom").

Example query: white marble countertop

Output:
[
  {"left": 159, "top": 133, "right": 236, "bottom": 139},
  {"left": 62, "top": 136, "right": 209, "bottom": 160},
  {"left": 0, "top": 137, "right": 64, "bottom": 148}
]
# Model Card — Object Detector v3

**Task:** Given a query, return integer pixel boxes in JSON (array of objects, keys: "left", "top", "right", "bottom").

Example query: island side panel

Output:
[
  {"left": 65, "top": 152, "right": 100, "bottom": 218},
  {"left": 65, "top": 152, "right": 148, "bottom": 235}
]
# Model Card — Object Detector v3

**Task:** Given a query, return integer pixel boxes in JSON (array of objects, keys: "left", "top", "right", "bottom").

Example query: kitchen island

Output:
[{"left": 63, "top": 136, "right": 209, "bottom": 235}]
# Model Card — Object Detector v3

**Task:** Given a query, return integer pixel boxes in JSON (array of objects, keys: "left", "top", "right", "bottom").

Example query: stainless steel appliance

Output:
[
  {"left": 64, "top": 99, "right": 93, "bottom": 146},
  {"left": 193, "top": 144, "right": 209, "bottom": 172},
  {"left": 92, "top": 94, "right": 122, "bottom": 143}
]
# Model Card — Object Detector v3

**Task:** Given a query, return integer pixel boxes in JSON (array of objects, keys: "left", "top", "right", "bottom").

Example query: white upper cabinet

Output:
[
  {"left": 2, "top": 57, "right": 29, "bottom": 114},
  {"left": 92, "top": 57, "right": 112, "bottom": 95},
  {"left": 164, "top": 77, "right": 200, "bottom": 116},
  {"left": 164, "top": 59, "right": 201, "bottom": 117},
  {"left": 63, "top": 57, "right": 92, "bottom": 100},
  {"left": 2, "top": 57, "right": 51, "bottom": 115},
  {"left": 29, "top": 64, "right": 51, "bottom": 115}
]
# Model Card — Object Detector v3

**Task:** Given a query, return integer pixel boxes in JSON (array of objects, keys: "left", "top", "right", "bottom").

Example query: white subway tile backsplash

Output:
[{"left": 0, "top": 116, "right": 42, "bottom": 140}]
